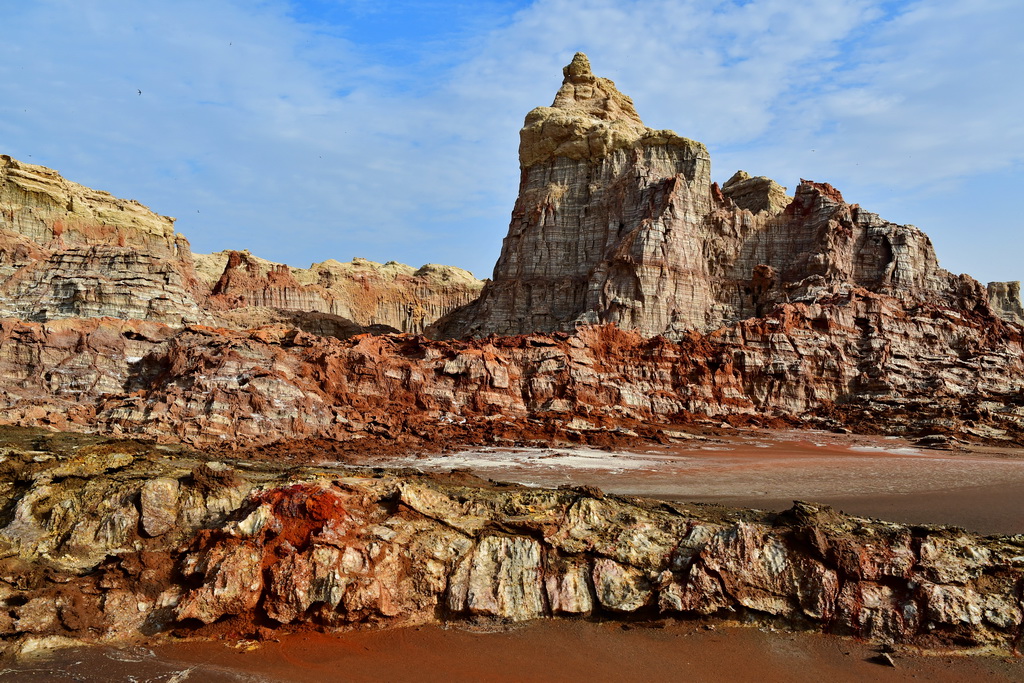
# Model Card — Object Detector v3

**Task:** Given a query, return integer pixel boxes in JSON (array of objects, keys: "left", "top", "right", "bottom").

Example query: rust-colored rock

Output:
[
  {"left": 0, "top": 435, "right": 1020, "bottom": 655},
  {"left": 0, "top": 288, "right": 1022, "bottom": 448}
]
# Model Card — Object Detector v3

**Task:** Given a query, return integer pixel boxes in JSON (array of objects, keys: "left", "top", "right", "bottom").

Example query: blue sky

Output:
[{"left": 1, "top": 0, "right": 1022, "bottom": 284}]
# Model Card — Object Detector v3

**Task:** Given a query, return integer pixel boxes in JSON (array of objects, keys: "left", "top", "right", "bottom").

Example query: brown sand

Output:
[
  {"left": 374, "top": 430, "right": 1024, "bottom": 534},
  {"left": 9, "top": 620, "right": 1019, "bottom": 682}
]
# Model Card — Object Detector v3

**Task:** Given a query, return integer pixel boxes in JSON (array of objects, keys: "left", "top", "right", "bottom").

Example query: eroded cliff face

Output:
[
  {"left": 434, "top": 54, "right": 1011, "bottom": 339},
  {"left": 0, "top": 156, "right": 482, "bottom": 335},
  {"left": 0, "top": 155, "right": 209, "bottom": 326},
  {"left": 196, "top": 250, "right": 482, "bottom": 335},
  {"left": 1, "top": 290, "right": 1022, "bottom": 448},
  {"left": 988, "top": 281, "right": 1024, "bottom": 325},
  {"left": 0, "top": 432, "right": 1020, "bottom": 656}
]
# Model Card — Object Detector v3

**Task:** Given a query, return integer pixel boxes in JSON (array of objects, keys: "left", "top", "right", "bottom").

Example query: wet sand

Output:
[
  {"left": 8, "top": 620, "right": 1022, "bottom": 682},
  {"left": 374, "top": 430, "right": 1024, "bottom": 534}
]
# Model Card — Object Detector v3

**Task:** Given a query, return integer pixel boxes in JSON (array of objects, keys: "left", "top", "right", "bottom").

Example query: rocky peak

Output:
[
  {"left": 550, "top": 52, "right": 644, "bottom": 126},
  {"left": 519, "top": 53, "right": 699, "bottom": 168},
  {"left": 721, "top": 170, "right": 791, "bottom": 215},
  {"left": 434, "top": 56, "right": 1001, "bottom": 340}
]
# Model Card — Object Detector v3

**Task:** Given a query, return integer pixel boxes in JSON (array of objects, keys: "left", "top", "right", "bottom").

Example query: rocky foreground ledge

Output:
[{"left": 0, "top": 428, "right": 1020, "bottom": 658}]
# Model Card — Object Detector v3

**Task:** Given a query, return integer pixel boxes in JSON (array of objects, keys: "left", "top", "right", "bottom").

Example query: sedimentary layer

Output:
[
  {"left": 0, "top": 154, "right": 208, "bottom": 325},
  {"left": 0, "top": 430, "right": 1020, "bottom": 656},
  {"left": 0, "top": 286, "right": 1022, "bottom": 447},
  {"left": 433, "top": 54, "right": 1017, "bottom": 339},
  {"left": 0, "top": 156, "right": 481, "bottom": 334}
]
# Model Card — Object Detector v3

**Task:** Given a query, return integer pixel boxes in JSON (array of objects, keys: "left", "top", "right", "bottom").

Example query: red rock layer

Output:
[{"left": 0, "top": 279, "right": 1021, "bottom": 446}]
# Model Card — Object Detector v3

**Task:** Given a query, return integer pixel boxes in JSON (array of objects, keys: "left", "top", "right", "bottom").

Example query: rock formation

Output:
[
  {"left": 2, "top": 54, "right": 1024, "bottom": 663},
  {"left": 0, "top": 154, "right": 208, "bottom": 325},
  {"left": 988, "top": 281, "right": 1024, "bottom": 325},
  {"left": 197, "top": 250, "right": 482, "bottom": 335},
  {"left": 0, "top": 431, "right": 1020, "bottom": 656},
  {"left": 0, "top": 155, "right": 482, "bottom": 334},
  {"left": 433, "top": 54, "right": 1011, "bottom": 339},
  {"left": 0, "top": 55, "right": 1021, "bottom": 450},
  {"left": 0, "top": 304, "right": 1021, "bottom": 448}
]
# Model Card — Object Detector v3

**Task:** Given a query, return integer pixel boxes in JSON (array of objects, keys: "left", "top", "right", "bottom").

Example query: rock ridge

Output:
[
  {"left": 433, "top": 53, "right": 1021, "bottom": 339},
  {"left": 0, "top": 433, "right": 1020, "bottom": 655},
  {"left": 197, "top": 250, "right": 482, "bottom": 335},
  {"left": 0, "top": 298, "right": 1021, "bottom": 448},
  {"left": 0, "top": 155, "right": 482, "bottom": 334}
]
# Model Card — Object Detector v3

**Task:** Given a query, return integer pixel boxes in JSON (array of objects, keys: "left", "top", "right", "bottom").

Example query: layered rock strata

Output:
[
  {"left": 0, "top": 433, "right": 1020, "bottom": 655},
  {"left": 0, "top": 294, "right": 1022, "bottom": 447},
  {"left": 0, "top": 155, "right": 208, "bottom": 325},
  {"left": 0, "top": 155, "right": 481, "bottom": 334},
  {"left": 197, "top": 250, "right": 482, "bottom": 335},
  {"left": 434, "top": 54, "right": 1013, "bottom": 339}
]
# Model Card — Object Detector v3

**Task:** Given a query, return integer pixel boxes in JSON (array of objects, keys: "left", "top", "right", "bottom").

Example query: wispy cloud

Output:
[{"left": 1, "top": 0, "right": 1021, "bottom": 282}]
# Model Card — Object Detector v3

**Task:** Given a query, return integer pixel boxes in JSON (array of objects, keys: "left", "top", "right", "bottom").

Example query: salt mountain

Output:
[
  {"left": 0, "top": 53, "right": 1021, "bottom": 447},
  {"left": 0, "top": 54, "right": 1022, "bottom": 658}
]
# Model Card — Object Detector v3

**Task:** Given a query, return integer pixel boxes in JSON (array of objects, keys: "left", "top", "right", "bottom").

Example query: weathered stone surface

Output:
[
  {"left": 988, "top": 281, "right": 1024, "bottom": 324},
  {"left": 0, "top": 437, "right": 1020, "bottom": 654},
  {"left": 140, "top": 477, "right": 180, "bottom": 537},
  {"left": 449, "top": 535, "right": 545, "bottom": 621},
  {"left": 721, "top": 170, "right": 791, "bottom": 215},
  {"left": 433, "top": 54, "right": 1003, "bottom": 340},
  {"left": 197, "top": 250, "right": 483, "bottom": 335},
  {"left": 175, "top": 542, "right": 264, "bottom": 624}
]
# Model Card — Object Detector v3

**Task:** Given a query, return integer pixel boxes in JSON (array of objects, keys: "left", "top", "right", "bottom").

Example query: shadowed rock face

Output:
[
  {"left": 432, "top": 54, "right": 1013, "bottom": 339},
  {"left": 0, "top": 434, "right": 1020, "bottom": 655}
]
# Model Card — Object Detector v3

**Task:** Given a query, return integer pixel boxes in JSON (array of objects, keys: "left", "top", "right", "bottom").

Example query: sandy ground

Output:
[
  {"left": 371, "top": 429, "right": 1024, "bottom": 534},
  {"left": 7, "top": 429, "right": 1023, "bottom": 681},
  {"left": 7, "top": 620, "right": 1022, "bottom": 682}
]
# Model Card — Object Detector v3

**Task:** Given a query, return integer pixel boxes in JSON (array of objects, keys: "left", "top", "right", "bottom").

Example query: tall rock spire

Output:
[
  {"left": 518, "top": 52, "right": 680, "bottom": 167},
  {"left": 431, "top": 54, "right": 988, "bottom": 341}
]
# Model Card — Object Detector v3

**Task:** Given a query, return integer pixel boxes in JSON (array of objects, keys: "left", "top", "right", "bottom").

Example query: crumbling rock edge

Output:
[
  {"left": 1, "top": 302, "right": 1022, "bottom": 450},
  {"left": 0, "top": 430, "right": 1021, "bottom": 659}
]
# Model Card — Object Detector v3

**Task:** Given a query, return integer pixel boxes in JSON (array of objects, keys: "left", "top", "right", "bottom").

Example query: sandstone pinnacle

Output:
[
  {"left": 433, "top": 52, "right": 1008, "bottom": 341},
  {"left": 518, "top": 53, "right": 695, "bottom": 167},
  {"left": 563, "top": 52, "right": 593, "bottom": 81}
]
